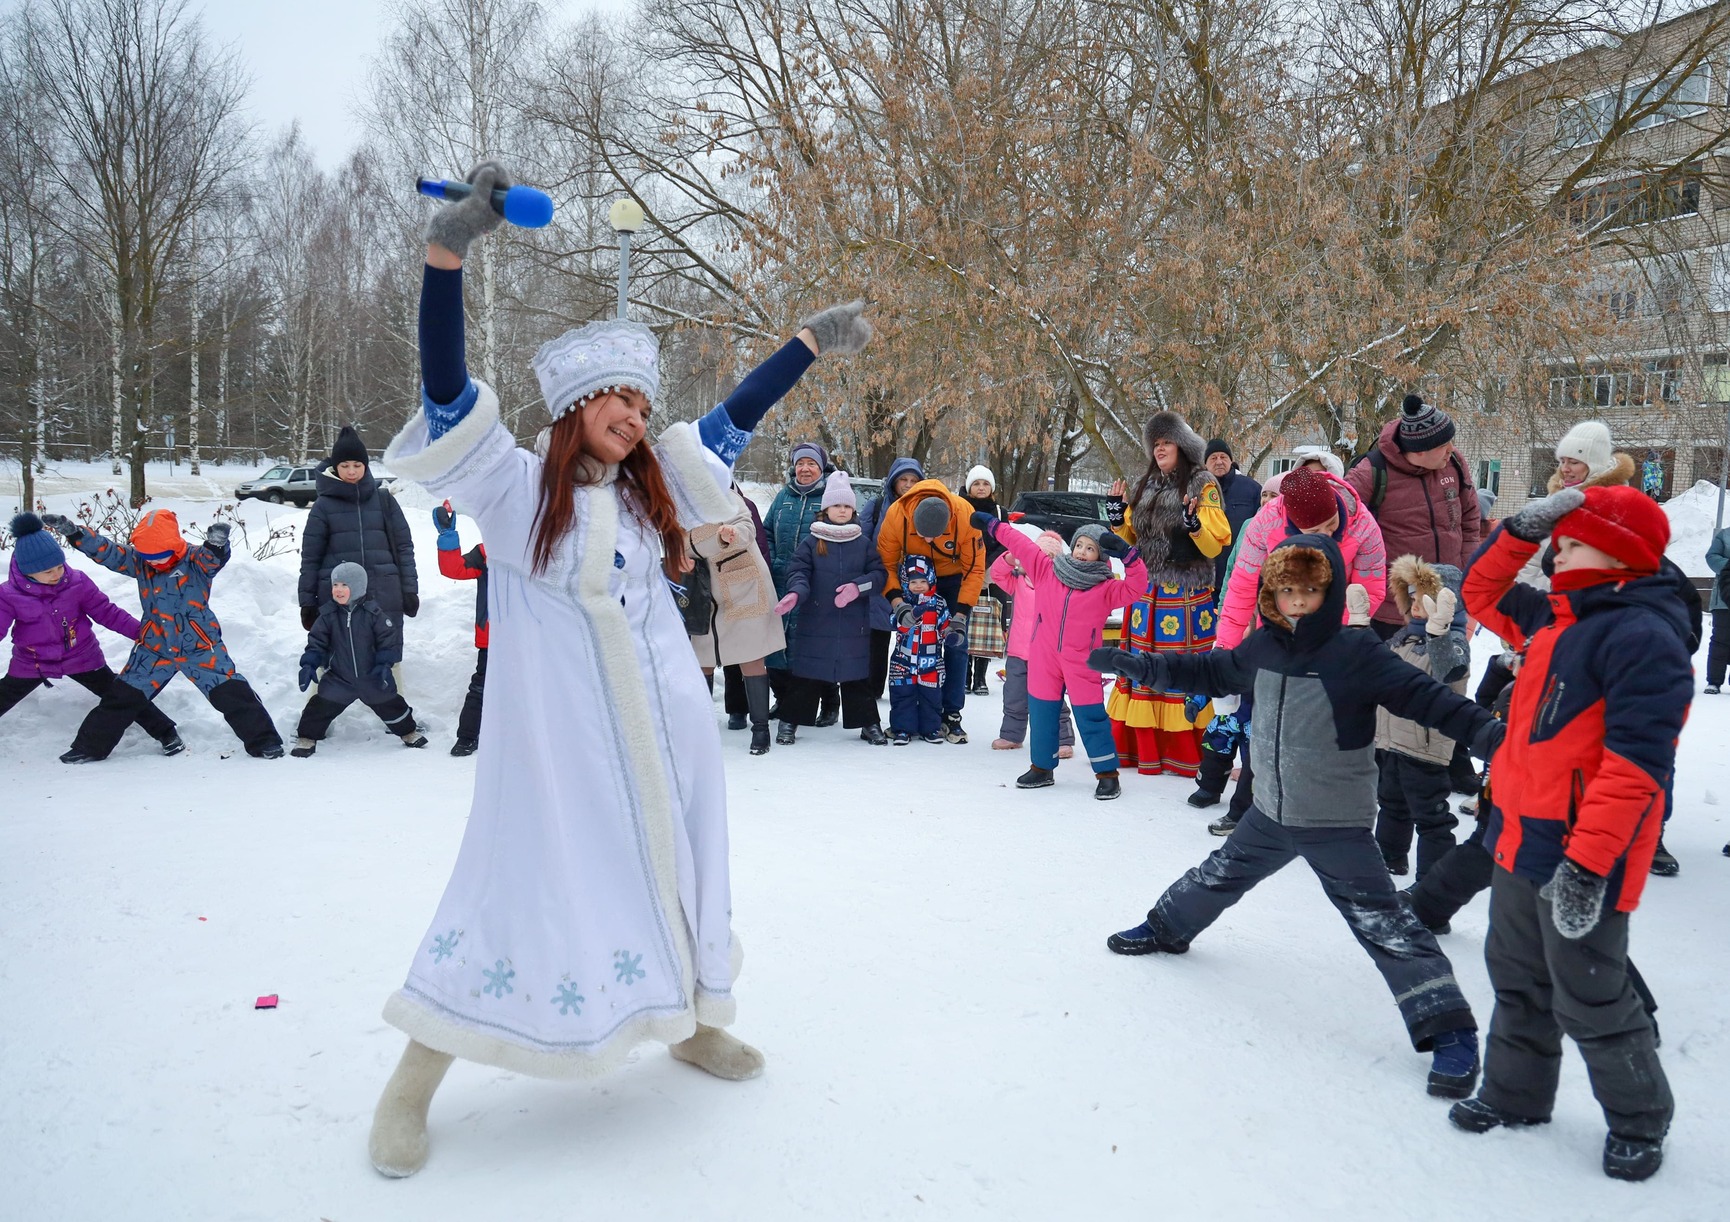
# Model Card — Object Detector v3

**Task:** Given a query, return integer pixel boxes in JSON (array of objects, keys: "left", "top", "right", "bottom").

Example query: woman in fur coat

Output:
[
  {"left": 689, "top": 484, "right": 784, "bottom": 755},
  {"left": 366, "top": 160, "right": 871, "bottom": 1178},
  {"left": 1104, "top": 411, "right": 1232, "bottom": 778}
]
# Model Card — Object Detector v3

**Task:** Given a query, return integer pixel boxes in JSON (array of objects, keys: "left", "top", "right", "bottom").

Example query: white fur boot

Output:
[
  {"left": 669, "top": 1024, "right": 765, "bottom": 1080},
  {"left": 369, "top": 1039, "right": 455, "bottom": 1178}
]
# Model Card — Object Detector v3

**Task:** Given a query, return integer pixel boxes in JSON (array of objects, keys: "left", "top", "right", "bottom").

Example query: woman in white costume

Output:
[{"left": 368, "top": 161, "right": 872, "bottom": 1176}]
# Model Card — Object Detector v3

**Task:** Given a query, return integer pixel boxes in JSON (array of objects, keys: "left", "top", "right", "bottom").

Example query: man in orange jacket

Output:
[{"left": 877, "top": 477, "right": 986, "bottom": 742}]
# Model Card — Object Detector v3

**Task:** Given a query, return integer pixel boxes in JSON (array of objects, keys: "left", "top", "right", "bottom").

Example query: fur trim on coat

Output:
[
  {"left": 1257, "top": 545, "right": 1331, "bottom": 632},
  {"left": 1545, "top": 450, "right": 1636, "bottom": 495},
  {"left": 1388, "top": 554, "right": 1445, "bottom": 621}
]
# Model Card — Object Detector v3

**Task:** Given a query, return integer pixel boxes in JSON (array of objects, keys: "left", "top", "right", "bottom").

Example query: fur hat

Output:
[
  {"left": 330, "top": 561, "right": 369, "bottom": 600},
  {"left": 9, "top": 512, "right": 64, "bottom": 573},
  {"left": 1280, "top": 466, "right": 1338, "bottom": 530},
  {"left": 130, "top": 509, "right": 187, "bottom": 568},
  {"left": 1257, "top": 544, "right": 1333, "bottom": 631},
  {"left": 331, "top": 425, "right": 369, "bottom": 466},
  {"left": 1553, "top": 485, "right": 1669, "bottom": 575},
  {"left": 900, "top": 554, "right": 936, "bottom": 587},
  {"left": 532, "top": 319, "right": 660, "bottom": 422},
  {"left": 1389, "top": 554, "right": 1450, "bottom": 619},
  {"left": 911, "top": 495, "right": 952, "bottom": 538},
  {"left": 1290, "top": 445, "right": 1345, "bottom": 478},
  {"left": 1395, "top": 393, "right": 1455, "bottom": 453},
  {"left": 1143, "top": 410, "right": 1206, "bottom": 467},
  {"left": 1554, "top": 421, "right": 1615, "bottom": 480},
  {"left": 820, "top": 471, "right": 856, "bottom": 512},
  {"left": 1205, "top": 438, "right": 1233, "bottom": 462}
]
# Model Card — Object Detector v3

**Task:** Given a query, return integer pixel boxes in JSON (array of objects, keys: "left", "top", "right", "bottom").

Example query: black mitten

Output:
[
  {"left": 1104, "top": 496, "right": 1126, "bottom": 528},
  {"left": 1539, "top": 859, "right": 1608, "bottom": 940},
  {"left": 300, "top": 605, "right": 318, "bottom": 632},
  {"left": 1087, "top": 647, "right": 1164, "bottom": 687},
  {"left": 1097, "top": 531, "right": 1130, "bottom": 559}
]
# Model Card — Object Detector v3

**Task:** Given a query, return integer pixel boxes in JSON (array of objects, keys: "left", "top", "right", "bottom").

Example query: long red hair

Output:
[{"left": 531, "top": 410, "right": 688, "bottom": 577}]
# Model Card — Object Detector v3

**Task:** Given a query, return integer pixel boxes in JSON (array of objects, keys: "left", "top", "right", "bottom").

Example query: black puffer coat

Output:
[{"left": 298, "top": 464, "right": 418, "bottom": 617}]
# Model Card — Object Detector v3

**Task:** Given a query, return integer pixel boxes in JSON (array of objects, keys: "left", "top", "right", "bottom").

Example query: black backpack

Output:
[{"left": 675, "top": 558, "right": 715, "bottom": 636}]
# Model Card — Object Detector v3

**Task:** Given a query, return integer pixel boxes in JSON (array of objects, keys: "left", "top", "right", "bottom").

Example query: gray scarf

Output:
[{"left": 1052, "top": 554, "right": 1113, "bottom": 591}]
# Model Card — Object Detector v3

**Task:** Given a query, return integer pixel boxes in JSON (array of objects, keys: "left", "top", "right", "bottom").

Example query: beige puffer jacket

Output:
[{"left": 688, "top": 490, "right": 784, "bottom": 667}]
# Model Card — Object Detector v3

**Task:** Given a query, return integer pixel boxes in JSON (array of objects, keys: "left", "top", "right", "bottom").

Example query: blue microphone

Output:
[{"left": 416, "top": 177, "right": 555, "bottom": 229}]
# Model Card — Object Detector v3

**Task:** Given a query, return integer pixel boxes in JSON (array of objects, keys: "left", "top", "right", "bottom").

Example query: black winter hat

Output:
[
  {"left": 331, "top": 425, "right": 369, "bottom": 466},
  {"left": 1205, "top": 438, "right": 1234, "bottom": 461},
  {"left": 1395, "top": 393, "right": 1455, "bottom": 453}
]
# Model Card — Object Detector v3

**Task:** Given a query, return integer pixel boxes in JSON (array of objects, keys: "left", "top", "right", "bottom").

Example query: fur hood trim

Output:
[
  {"left": 1143, "top": 410, "right": 1206, "bottom": 467},
  {"left": 1390, "top": 554, "right": 1443, "bottom": 620},
  {"left": 1546, "top": 451, "right": 1636, "bottom": 495},
  {"left": 1258, "top": 544, "right": 1332, "bottom": 632}
]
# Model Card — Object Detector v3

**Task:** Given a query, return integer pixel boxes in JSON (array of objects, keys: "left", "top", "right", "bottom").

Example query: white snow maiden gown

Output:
[{"left": 381, "top": 382, "right": 749, "bottom": 1076}]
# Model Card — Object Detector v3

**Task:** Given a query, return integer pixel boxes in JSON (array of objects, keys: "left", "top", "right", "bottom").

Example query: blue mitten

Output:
[
  {"left": 370, "top": 662, "right": 395, "bottom": 692},
  {"left": 297, "top": 650, "right": 324, "bottom": 692}
]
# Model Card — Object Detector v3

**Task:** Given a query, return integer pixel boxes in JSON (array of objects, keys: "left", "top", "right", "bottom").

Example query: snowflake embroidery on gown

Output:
[
  {"left": 613, "top": 950, "right": 645, "bottom": 985},
  {"left": 482, "top": 959, "right": 516, "bottom": 998},
  {"left": 430, "top": 931, "right": 460, "bottom": 963},
  {"left": 552, "top": 981, "right": 585, "bottom": 1016}
]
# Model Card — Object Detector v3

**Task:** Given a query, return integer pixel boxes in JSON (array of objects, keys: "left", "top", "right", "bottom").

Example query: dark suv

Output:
[
  {"left": 1008, "top": 490, "right": 1112, "bottom": 541},
  {"left": 235, "top": 464, "right": 319, "bottom": 506}
]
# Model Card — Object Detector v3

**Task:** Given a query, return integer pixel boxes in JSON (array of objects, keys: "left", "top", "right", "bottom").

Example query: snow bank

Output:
[{"left": 1665, "top": 480, "right": 1726, "bottom": 576}]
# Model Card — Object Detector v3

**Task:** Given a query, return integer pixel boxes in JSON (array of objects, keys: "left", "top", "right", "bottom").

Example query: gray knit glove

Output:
[
  {"left": 204, "top": 522, "right": 231, "bottom": 550},
  {"left": 424, "top": 160, "right": 512, "bottom": 259},
  {"left": 1539, "top": 859, "right": 1608, "bottom": 940},
  {"left": 39, "top": 513, "right": 83, "bottom": 546},
  {"left": 1505, "top": 486, "right": 1585, "bottom": 544},
  {"left": 800, "top": 300, "right": 872, "bottom": 357}
]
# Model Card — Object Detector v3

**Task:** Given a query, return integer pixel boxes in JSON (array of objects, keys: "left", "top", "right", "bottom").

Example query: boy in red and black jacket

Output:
[
  {"left": 434, "top": 501, "right": 488, "bottom": 757},
  {"left": 1455, "top": 484, "right": 1690, "bottom": 1183}
]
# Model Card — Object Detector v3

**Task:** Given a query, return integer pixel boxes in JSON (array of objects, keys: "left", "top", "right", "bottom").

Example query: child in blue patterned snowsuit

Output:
[
  {"left": 889, "top": 555, "right": 949, "bottom": 743},
  {"left": 43, "top": 508, "right": 283, "bottom": 761}
]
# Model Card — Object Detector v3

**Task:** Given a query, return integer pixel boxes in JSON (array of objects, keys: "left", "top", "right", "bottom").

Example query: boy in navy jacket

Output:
[{"left": 291, "top": 563, "right": 427, "bottom": 757}]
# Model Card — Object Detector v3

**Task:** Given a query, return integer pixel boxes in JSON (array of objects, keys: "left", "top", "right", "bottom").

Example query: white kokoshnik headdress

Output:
[{"left": 532, "top": 319, "right": 661, "bottom": 422}]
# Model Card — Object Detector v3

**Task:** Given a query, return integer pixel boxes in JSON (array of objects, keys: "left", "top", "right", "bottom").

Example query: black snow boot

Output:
[
  {"left": 1383, "top": 853, "right": 1410, "bottom": 877},
  {"left": 1016, "top": 765, "right": 1055, "bottom": 789},
  {"left": 860, "top": 723, "right": 889, "bottom": 746},
  {"left": 776, "top": 721, "right": 796, "bottom": 745},
  {"left": 1448, "top": 1097, "right": 1550, "bottom": 1134},
  {"left": 815, "top": 686, "right": 840, "bottom": 727},
  {"left": 59, "top": 747, "right": 100, "bottom": 764},
  {"left": 1649, "top": 838, "right": 1679, "bottom": 876},
  {"left": 1208, "top": 813, "right": 1241, "bottom": 837},
  {"left": 1186, "top": 786, "right": 1221, "bottom": 809},
  {"left": 159, "top": 733, "right": 186, "bottom": 757},
  {"left": 1095, "top": 771, "right": 1121, "bottom": 801},
  {"left": 451, "top": 738, "right": 478, "bottom": 757},
  {"left": 744, "top": 673, "right": 773, "bottom": 756},
  {"left": 1106, "top": 917, "right": 1190, "bottom": 956},
  {"left": 1604, "top": 1134, "right": 1665, "bottom": 1182},
  {"left": 726, "top": 714, "right": 748, "bottom": 731}
]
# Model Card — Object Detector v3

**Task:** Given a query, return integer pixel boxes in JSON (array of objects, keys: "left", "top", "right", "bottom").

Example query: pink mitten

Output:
[
  {"left": 834, "top": 582, "right": 861, "bottom": 608},
  {"left": 774, "top": 592, "right": 798, "bottom": 615}
]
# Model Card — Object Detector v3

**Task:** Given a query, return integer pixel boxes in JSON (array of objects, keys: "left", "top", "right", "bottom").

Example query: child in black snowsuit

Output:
[
  {"left": 1091, "top": 535, "right": 1503, "bottom": 1100},
  {"left": 291, "top": 563, "right": 427, "bottom": 757}
]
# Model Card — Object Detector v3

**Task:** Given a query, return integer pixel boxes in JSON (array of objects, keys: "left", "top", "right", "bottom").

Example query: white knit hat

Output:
[
  {"left": 1554, "top": 420, "right": 1615, "bottom": 480},
  {"left": 1290, "top": 445, "right": 1345, "bottom": 479},
  {"left": 965, "top": 464, "right": 995, "bottom": 491},
  {"left": 531, "top": 319, "right": 660, "bottom": 421}
]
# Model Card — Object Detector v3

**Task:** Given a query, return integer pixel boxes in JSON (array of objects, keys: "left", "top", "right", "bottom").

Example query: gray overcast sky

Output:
[{"left": 198, "top": 0, "right": 634, "bottom": 168}]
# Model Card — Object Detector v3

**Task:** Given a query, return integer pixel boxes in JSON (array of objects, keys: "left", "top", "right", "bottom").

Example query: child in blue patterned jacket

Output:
[{"left": 889, "top": 555, "right": 950, "bottom": 744}]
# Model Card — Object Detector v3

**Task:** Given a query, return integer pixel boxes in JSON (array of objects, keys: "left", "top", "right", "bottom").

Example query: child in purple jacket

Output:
[{"left": 0, "top": 513, "right": 180, "bottom": 752}]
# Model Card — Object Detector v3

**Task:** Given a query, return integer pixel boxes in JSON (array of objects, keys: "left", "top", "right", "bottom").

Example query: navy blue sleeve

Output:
[
  {"left": 420, "top": 265, "right": 468, "bottom": 405},
  {"left": 695, "top": 338, "right": 817, "bottom": 465},
  {"left": 1357, "top": 637, "right": 1493, "bottom": 745}
]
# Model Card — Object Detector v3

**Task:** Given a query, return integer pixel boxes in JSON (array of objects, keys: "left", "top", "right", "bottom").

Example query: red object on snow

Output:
[{"left": 255, "top": 995, "right": 278, "bottom": 1009}]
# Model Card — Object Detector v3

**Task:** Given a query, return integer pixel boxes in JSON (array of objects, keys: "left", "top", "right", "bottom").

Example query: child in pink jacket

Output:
[
  {"left": 1215, "top": 465, "right": 1387, "bottom": 649},
  {"left": 974, "top": 513, "right": 1149, "bottom": 801},
  {"left": 990, "top": 526, "right": 1076, "bottom": 755}
]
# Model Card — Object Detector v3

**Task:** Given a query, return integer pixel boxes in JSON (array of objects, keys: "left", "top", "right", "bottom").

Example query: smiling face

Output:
[
  {"left": 578, "top": 388, "right": 650, "bottom": 464},
  {"left": 336, "top": 460, "right": 366, "bottom": 484},
  {"left": 331, "top": 581, "right": 352, "bottom": 606},
  {"left": 906, "top": 576, "right": 931, "bottom": 598},
  {"left": 27, "top": 564, "right": 65, "bottom": 585},
  {"left": 1152, "top": 440, "right": 1180, "bottom": 473},
  {"left": 793, "top": 456, "right": 823, "bottom": 485},
  {"left": 1557, "top": 456, "right": 1590, "bottom": 486}
]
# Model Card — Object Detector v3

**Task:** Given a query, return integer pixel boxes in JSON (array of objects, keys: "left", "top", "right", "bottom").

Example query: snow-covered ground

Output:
[{"left": 3, "top": 472, "right": 1730, "bottom": 1219}]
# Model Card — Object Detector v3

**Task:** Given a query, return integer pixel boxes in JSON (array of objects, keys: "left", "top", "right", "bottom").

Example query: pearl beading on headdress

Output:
[{"left": 532, "top": 319, "right": 661, "bottom": 421}]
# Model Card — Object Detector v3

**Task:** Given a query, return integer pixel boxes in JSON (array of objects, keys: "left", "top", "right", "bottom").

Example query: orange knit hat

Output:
[{"left": 131, "top": 509, "right": 188, "bottom": 568}]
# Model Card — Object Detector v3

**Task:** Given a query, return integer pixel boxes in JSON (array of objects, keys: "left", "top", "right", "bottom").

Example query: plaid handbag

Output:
[{"left": 966, "top": 595, "right": 1007, "bottom": 658}]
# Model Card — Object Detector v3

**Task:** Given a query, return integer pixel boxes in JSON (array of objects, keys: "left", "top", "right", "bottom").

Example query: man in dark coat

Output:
[
  {"left": 298, "top": 425, "right": 419, "bottom": 627},
  {"left": 1204, "top": 439, "right": 1262, "bottom": 593}
]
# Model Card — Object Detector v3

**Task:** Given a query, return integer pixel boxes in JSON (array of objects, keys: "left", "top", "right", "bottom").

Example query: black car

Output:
[{"left": 1007, "top": 490, "right": 1113, "bottom": 541}]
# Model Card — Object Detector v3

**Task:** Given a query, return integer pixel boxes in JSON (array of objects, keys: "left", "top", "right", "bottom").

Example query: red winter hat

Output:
[
  {"left": 1281, "top": 466, "right": 1339, "bottom": 530},
  {"left": 1553, "top": 484, "right": 1669, "bottom": 575}
]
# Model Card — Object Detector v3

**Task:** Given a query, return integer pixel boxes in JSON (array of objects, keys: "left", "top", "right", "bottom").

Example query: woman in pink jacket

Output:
[
  {"left": 976, "top": 512, "right": 1149, "bottom": 801},
  {"left": 0, "top": 512, "right": 180, "bottom": 751},
  {"left": 1215, "top": 465, "right": 1388, "bottom": 649}
]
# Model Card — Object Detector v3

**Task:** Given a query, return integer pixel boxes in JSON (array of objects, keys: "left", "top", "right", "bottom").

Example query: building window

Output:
[
  {"left": 1477, "top": 459, "right": 1502, "bottom": 498},
  {"left": 1547, "top": 359, "right": 1681, "bottom": 410},
  {"left": 1705, "top": 354, "right": 1730, "bottom": 402},
  {"left": 1566, "top": 163, "right": 1701, "bottom": 231},
  {"left": 1557, "top": 65, "right": 1713, "bottom": 147}
]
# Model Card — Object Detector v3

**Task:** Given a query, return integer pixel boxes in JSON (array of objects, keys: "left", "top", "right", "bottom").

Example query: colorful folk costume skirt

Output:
[{"left": 1107, "top": 581, "right": 1216, "bottom": 776}]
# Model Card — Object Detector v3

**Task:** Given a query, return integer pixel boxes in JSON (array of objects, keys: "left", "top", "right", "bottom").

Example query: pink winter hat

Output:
[{"left": 820, "top": 471, "right": 856, "bottom": 511}]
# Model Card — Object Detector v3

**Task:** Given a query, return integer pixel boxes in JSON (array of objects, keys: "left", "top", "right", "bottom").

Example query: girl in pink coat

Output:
[
  {"left": 976, "top": 513, "right": 1149, "bottom": 800},
  {"left": 989, "top": 527, "right": 1076, "bottom": 755},
  {"left": 1214, "top": 465, "right": 1387, "bottom": 649}
]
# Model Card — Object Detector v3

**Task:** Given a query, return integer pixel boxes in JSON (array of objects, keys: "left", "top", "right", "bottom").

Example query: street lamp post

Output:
[{"left": 608, "top": 198, "right": 645, "bottom": 320}]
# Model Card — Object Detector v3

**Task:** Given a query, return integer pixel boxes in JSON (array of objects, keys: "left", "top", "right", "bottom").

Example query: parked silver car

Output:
[{"left": 235, "top": 464, "right": 319, "bottom": 506}]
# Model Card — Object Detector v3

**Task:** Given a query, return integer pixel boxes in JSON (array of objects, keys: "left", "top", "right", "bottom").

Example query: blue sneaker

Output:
[
  {"left": 1106, "top": 920, "right": 1189, "bottom": 956},
  {"left": 1428, "top": 1028, "right": 1480, "bottom": 1099}
]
